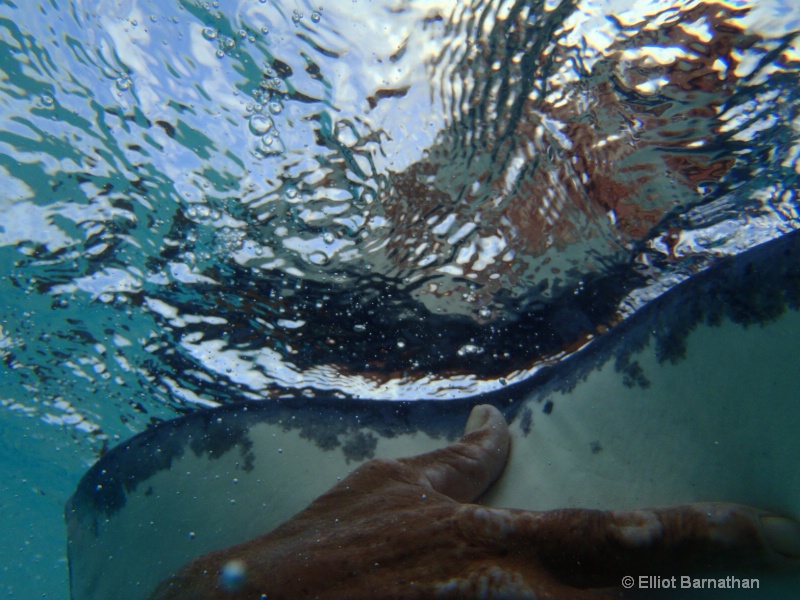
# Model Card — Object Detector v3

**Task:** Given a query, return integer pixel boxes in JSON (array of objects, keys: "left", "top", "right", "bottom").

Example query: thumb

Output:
[{"left": 400, "top": 404, "right": 510, "bottom": 503}]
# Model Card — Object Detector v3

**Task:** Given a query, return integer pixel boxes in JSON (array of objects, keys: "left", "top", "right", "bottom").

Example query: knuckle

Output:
[{"left": 456, "top": 506, "right": 516, "bottom": 542}]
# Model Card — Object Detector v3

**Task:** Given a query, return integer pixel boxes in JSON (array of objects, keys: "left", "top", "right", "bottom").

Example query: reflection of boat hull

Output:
[{"left": 67, "top": 231, "right": 800, "bottom": 600}]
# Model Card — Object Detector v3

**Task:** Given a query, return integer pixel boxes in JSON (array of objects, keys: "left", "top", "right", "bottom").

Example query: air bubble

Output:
[
  {"left": 220, "top": 560, "right": 247, "bottom": 593},
  {"left": 311, "top": 11, "right": 321, "bottom": 22},
  {"left": 269, "top": 101, "right": 282, "bottom": 114},
  {"left": 322, "top": 232, "right": 335, "bottom": 244},
  {"left": 202, "top": 27, "right": 218, "bottom": 40},
  {"left": 308, "top": 252, "right": 329, "bottom": 266},
  {"left": 249, "top": 114, "right": 273, "bottom": 135},
  {"left": 41, "top": 95, "right": 54, "bottom": 106}
]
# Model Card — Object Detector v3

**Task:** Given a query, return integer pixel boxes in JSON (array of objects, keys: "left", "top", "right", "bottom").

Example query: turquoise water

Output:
[{"left": 1, "top": 0, "right": 800, "bottom": 598}]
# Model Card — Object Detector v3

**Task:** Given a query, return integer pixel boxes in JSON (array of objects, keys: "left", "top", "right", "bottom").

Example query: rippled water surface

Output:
[{"left": 1, "top": 0, "right": 799, "bottom": 597}]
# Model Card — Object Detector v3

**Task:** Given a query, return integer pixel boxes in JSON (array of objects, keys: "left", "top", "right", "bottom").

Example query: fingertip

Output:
[
  {"left": 464, "top": 404, "right": 504, "bottom": 435},
  {"left": 462, "top": 405, "right": 510, "bottom": 473},
  {"left": 760, "top": 515, "right": 800, "bottom": 559},
  {"left": 465, "top": 404, "right": 509, "bottom": 462}
]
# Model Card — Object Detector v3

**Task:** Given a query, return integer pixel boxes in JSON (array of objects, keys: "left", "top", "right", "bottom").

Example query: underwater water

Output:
[{"left": 1, "top": 0, "right": 799, "bottom": 598}]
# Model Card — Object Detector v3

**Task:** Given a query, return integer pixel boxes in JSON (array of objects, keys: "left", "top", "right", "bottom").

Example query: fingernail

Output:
[
  {"left": 464, "top": 405, "right": 491, "bottom": 434},
  {"left": 760, "top": 515, "right": 800, "bottom": 558}
]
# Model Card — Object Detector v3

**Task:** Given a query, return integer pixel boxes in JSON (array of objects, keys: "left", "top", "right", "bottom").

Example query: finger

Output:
[
  {"left": 400, "top": 404, "right": 510, "bottom": 503},
  {"left": 509, "top": 503, "right": 800, "bottom": 588},
  {"left": 432, "top": 564, "right": 615, "bottom": 600}
]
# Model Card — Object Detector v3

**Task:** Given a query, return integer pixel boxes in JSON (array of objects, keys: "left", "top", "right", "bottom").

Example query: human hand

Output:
[{"left": 150, "top": 405, "right": 799, "bottom": 599}]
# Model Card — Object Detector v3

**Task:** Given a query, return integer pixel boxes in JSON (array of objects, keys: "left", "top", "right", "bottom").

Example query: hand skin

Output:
[{"left": 150, "top": 405, "right": 800, "bottom": 599}]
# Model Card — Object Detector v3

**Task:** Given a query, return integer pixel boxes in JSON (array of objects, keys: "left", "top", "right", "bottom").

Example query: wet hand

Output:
[{"left": 151, "top": 405, "right": 800, "bottom": 599}]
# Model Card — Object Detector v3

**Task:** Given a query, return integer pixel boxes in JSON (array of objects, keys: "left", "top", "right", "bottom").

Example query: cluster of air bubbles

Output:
[
  {"left": 251, "top": 119, "right": 283, "bottom": 157},
  {"left": 98, "top": 293, "right": 132, "bottom": 305},
  {"left": 204, "top": 27, "right": 237, "bottom": 58},
  {"left": 185, "top": 203, "right": 222, "bottom": 223},
  {"left": 216, "top": 226, "right": 246, "bottom": 253},
  {"left": 292, "top": 7, "right": 322, "bottom": 25},
  {"left": 457, "top": 343, "right": 484, "bottom": 357},
  {"left": 261, "top": 65, "right": 287, "bottom": 94},
  {"left": 201, "top": 24, "right": 257, "bottom": 59},
  {"left": 238, "top": 28, "right": 256, "bottom": 42},
  {"left": 244, "top": 65, "right": 288, "bottom": 158}
]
